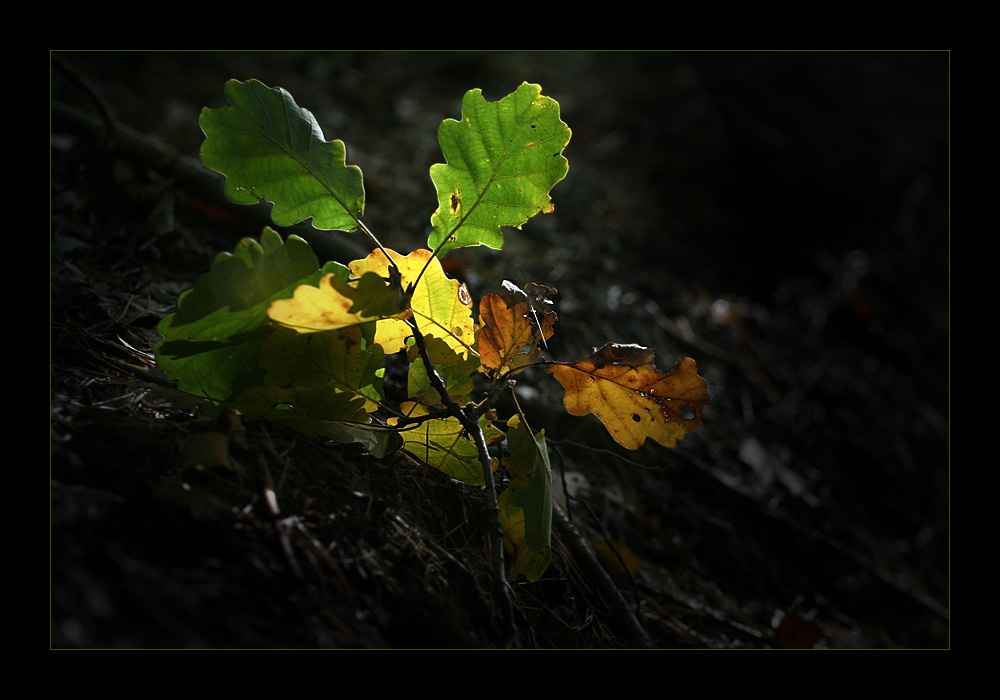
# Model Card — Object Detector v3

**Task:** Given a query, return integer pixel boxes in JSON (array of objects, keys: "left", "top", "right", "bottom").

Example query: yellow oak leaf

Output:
[
  {"left": 547, "top": 344, "right": 710, "bottom": 450},
  {"left": 349, "top": 248, "right": 476, "bottom": 362},
  {"left": 268, "top": 270, "right": 408, "bottom": 333}
]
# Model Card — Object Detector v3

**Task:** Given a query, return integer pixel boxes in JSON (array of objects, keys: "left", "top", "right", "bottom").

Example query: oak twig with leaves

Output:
[{"left": 154, "top": 79, "right": 710, "bottom": 603}]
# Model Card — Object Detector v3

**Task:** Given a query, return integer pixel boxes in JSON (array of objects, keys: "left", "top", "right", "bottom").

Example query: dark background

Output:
[{"left": 51, "top": 51, "right": 949, "bottom": 648}]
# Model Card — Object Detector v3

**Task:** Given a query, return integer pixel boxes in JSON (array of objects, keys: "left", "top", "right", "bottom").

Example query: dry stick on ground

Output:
[{"left": 551, "top": 502, "right": 652, "bottom": 646}]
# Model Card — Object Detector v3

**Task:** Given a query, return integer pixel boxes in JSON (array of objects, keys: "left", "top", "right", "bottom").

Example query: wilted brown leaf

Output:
[
  {"left": 547, "top": 343, "right": 709, "bottom": 450},
  {"left": 478, "top": 282, "right": 556, "bottom": 375}
]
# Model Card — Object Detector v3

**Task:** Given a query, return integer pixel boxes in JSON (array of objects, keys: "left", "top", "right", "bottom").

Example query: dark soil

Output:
[{"left": 51, "top": 51, "right": 949, "bottom": 649}]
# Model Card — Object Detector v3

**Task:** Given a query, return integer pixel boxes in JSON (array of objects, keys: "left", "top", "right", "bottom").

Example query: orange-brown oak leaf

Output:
[
  {"left": 547, "top": 343, "right": 709, "bottom": 450},
  {"left": 479, "top": 282, "right": 556, "bottom": 375}
]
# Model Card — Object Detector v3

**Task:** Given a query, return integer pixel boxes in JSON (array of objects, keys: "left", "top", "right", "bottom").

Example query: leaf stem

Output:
[
  {"left": 407, "top": 319, "right": 515, "bottom": 646},
  {"left": 352, "top": 219, "right": 391, "bottom": 262}
]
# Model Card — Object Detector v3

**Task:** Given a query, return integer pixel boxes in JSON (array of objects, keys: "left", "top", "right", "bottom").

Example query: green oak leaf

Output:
[
  {"left": 199, "top": 79, "right": 365, "bottom": 232},
  {"left": 235, "top": 385, "right": 395, "bottom": 458},
  {"left": 255, "top": 325, "right": 385, "bottom": 415},
  {"left": 428, "top": 83, "right": 571, "bottom": 256},
  {"left": 498, "top": 414, "right": 553, "bottom": 582},
  {"left": 154, "top": 228, "right": 346, "bottom": 402}
]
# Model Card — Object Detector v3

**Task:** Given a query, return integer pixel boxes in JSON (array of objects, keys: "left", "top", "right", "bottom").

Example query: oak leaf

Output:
[
  {"left": 389, "top": 402, "right": 503, "bottom": 485},
  {"left": 349, "top": 249, "right": 476, "bottom": 362},
  {"left": 498, "top": 415, "right": 552, "bottom": 581},
  {"left": 427, "top": 83, "right": 571, "bottom": 256},
  {"left": 267, "top": 270, "right": 408, "bottom": 333},
  {"left": 255, "top": 325, "right": 385, "bottom": 415},
  {"left": 547, "top": 344, "right": 710, "bottom": 450},
  {"left": 199, "top": 79, "right": 365, "bottom": 233},
  {"left": 478, "top": 281, "right": 556, "bottom": 375}
]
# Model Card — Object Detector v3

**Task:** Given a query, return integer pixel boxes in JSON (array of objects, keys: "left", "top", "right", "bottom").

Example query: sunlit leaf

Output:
[
  {"left": 428, "top": 83, "right": 571, "bottom": 256},
  {"left": 478, "top": 281, "right": 556, "bottom": 375},
  {"left": 268, "top": 269, "right": 410, "bottom": 333},
  {"left": 547, "top": 344, "right": 710, "bottom": 450},
  {"left": 199, "top": 79, "right": 365, "bottom": 232},
  {"left": 389, "top": 403, "right": 504, "bottom": 485},
  {"left": 349, "top": 249, "right": 476, "bottom": 361},
  {"left": 498, "top": 415, "right": 552, "bottom": 581}
]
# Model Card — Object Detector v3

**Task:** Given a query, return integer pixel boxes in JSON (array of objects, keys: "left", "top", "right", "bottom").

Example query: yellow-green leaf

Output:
[
  {"left": 349, "top": 248, "right": 476, "bottom": 362},
  {"left": 268, "top": 270, "right": 408, "bottom": 333},
  {"left": 255, "top": 325, "right": 385, "bottom": 414},
  {"left": 390, "top": 402, "right": 503, "bottom": 485}
]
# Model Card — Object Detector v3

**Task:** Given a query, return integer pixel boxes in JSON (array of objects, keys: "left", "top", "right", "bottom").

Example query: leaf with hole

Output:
[
  {"left": 428, "top": 83, "right": 571, "bottom": 256},
  {"left": 349, "top": 248, "right": 477, "bottom": 362},
  {"left": 547, "top": 344, "right": 710, "bottom": 450}
]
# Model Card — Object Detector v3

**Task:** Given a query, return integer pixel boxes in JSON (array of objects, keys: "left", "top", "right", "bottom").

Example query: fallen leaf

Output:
[
  {"left": 547, "top": 344, "right": 710, "bottom": 449},
  {"left": 593, "top": 540, "right": 640, "bottom": 578}
]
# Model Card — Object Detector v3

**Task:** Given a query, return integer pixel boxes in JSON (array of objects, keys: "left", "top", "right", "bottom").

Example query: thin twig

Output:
[
  {"left": 551, "top": 501, "right": 652, "bottom": 647},
  {"left": 408, "top": 319, "right": 515, "bottom": 647}
]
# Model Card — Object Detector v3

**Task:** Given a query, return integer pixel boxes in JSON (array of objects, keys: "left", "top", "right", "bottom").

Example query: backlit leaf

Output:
[
  {"left": 498, "top": 414, "right": 552, "bottom": 582},
  {"left": 428, "top": 83, "right": 571, "bottom": 256},
  {"left": 478, "top": 281, "right": 556, "bottom": 375},
  {"left": 547, "top": 344, "right": 710, "bottom": 450},
  {"left": 268, "top": 269, "right": 410, "bottom": 333},
  {"left": 389, "top": 402, "right": 503, "bottom": 485},
  {"left": 349, "top": 249, "right": 476, "bottom": 362},
  {"left": 199, "top": 79, "right": 365, "bottom": 232}
]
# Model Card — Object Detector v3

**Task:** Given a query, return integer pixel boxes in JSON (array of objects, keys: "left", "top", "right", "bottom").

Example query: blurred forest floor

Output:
[{"left": 50, "top": 51, "right": 949, "bottom": 648}]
